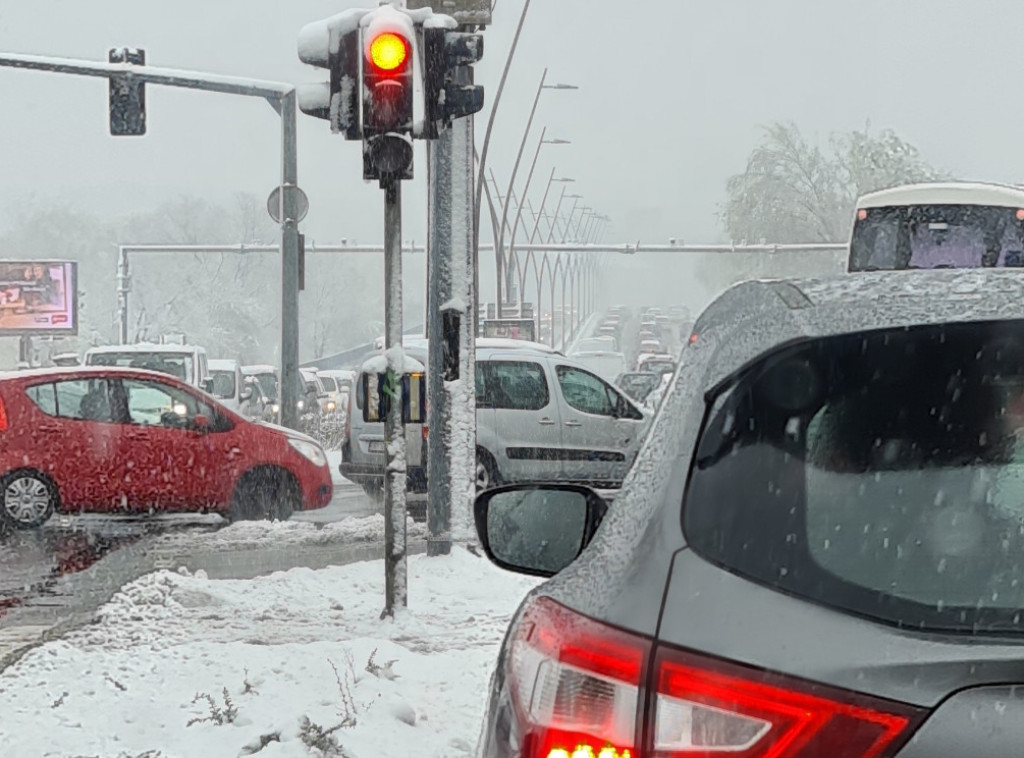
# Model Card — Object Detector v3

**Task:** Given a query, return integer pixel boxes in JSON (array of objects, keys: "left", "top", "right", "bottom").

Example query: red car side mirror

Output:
[{"left": 193, "top": 413, "right": 211, "bottom": 432}]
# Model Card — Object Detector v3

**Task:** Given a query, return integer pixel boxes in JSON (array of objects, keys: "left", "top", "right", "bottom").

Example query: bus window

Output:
[{"left": 850, "top": 204, "right": 1024, "bottom": 271}]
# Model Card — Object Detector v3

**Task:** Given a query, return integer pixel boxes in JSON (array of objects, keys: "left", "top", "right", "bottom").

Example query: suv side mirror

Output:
[
  {"left": 201, "top": 378, "right": 214, "bottom": 394},
  {"left": 239, "top": 386, "right": 253, "bottom": 401},
  {"left": 474, "top": 484, "right": 608, "bottom": 577}
]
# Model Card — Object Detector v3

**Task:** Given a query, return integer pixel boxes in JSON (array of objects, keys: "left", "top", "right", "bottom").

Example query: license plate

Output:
[{"left": 368, "top": 440, "right": 386, "bottom": 453}]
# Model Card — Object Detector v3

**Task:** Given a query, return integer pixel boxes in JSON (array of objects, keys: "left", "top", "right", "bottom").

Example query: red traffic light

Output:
[{"left": 368, "top": 32, "right": 410, "bottom": 73}]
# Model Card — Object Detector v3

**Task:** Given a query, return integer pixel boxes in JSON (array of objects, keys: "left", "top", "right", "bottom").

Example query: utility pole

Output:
[
  {"left": 426, "top": 130, "right": 453, "bottom": 556},
  {"left": 382, "top": 178, "right": 408, "bottom": 612}
]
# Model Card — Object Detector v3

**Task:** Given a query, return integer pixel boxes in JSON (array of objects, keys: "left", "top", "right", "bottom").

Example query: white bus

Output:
[{"left": 848, "top": 182, "right": 1024, "bottom": 272}]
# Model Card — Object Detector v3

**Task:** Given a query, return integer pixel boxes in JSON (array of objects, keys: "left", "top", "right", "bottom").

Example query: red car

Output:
[{"left": 0, "top": 367, "right": 333, "bottom": 529}]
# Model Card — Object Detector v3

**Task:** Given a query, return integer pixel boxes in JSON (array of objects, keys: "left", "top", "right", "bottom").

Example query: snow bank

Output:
[
  {"left": 0, "top": 549, "right": 541, "bottom": 758},
  {"left": 152, "top": 513, "right": 427, "bottom": 552}
]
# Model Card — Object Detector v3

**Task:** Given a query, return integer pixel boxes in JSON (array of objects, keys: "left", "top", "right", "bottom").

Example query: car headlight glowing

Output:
[{"left": 289, "top": 438, "right": 327, "bottom": 467}]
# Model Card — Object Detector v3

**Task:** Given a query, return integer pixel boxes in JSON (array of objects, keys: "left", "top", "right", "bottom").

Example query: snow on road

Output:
[{"left": 0, "top": 548, "right": 541, "bottom": 758}]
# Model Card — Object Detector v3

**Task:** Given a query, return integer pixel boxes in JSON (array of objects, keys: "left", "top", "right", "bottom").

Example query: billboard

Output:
[
  {"left": 482, "top": 319, "right": 536, "bottom": 342},
  {"left": 0, "top": 261, "right": 78, "bottom": 335}
]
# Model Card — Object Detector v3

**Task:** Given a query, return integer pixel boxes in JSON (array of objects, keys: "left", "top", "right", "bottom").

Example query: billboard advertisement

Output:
[
  {"left": 482, "top": 319, "right": 536, "bottom": 342},
  {"left": 0, "top": 261, "right": 78, "bottom": 335}
]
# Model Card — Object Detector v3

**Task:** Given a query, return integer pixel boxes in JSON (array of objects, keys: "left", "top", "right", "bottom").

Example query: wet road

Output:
[{"left": 0, "top": 480, "right": 379, "bottom": 631}]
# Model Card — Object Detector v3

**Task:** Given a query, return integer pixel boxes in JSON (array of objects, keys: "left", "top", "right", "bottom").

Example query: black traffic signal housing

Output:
[
  {"left": 422, "top": 27, "right": 484, "bottom": 139},
  {"left": 108, "top": 47, "right": 146, "bottom": 136},
  {"left": 297, "top": 11, "right": 363, "bottom": 139},
  {"left": 362, "top": 14, "right": 416, "bottom": 182}
]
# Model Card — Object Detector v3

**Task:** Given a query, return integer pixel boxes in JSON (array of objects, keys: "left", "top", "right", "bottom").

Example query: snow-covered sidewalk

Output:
[{"left": 0, "top": 550, "right": 541, "bottom": 758}]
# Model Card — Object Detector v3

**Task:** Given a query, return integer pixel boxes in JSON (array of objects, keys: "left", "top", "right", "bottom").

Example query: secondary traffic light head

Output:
[
  {"left": 108, "top": 47, "right": 146, "bottom": 136},
  {"left": 423, "top": 25, "right": 484, "bottom": 138},
  {"left": 297, "top": 9, "right": 366, "bottom": 139}
]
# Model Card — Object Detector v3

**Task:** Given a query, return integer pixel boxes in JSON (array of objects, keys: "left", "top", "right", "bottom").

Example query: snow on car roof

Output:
[
  {"left": 857, "top": 181, "right": 1024, "bottom": 210},
  {"left": 695, "top": 269, "right": 1024, "bottom": 390},
  {"left": 86, "top": 343, "right": 206, "bottom": 354},
  {"left": 241, "top": 364, "right": 277, "bottom": 375},
  {"left": 208, "top": 359, "right": 238, "bottom": 371}
]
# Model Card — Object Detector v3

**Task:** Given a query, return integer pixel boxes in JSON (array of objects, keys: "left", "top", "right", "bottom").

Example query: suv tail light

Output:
[{"left": 508, "top": 597, "right": 921, "bottom": 758}]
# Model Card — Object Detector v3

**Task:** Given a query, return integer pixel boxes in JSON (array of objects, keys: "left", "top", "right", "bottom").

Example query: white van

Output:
[
  {"left": 84, "top": 343, "right": 209, "bottom": 390},
  {"left": 206, "top": 358, "right": 264, "bottom": 418}
]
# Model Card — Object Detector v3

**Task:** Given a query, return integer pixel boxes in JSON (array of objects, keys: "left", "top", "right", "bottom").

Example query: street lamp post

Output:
[
  {"left": 494, "top": 73, "right": 577, "bottom": 317},
  {"left": 504, "top": 131, "right": 570, "bottom": 313}
]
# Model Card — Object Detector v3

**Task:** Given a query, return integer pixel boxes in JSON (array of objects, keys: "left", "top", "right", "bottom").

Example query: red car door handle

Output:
[{"left": 38, "top": 423, "right": 61, "bottom": 433}]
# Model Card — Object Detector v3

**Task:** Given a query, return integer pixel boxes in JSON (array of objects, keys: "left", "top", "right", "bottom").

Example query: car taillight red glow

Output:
[
  {"left": 508, "top": 597, "right": 921, "bottom": 758},
  {"left": 0, "top": 391, "right": 7, "bottom": 431},
  {"left": 653, "top": 652, "right": 918, "bottom": 758},
  {"left": 509, "top": 597, "right": 647, "bottom": 758}
]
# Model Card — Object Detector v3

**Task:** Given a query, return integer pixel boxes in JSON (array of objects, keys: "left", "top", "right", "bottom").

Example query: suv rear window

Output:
[{"left": 685, "top": 320, "right": 1024, "bottom": 635}]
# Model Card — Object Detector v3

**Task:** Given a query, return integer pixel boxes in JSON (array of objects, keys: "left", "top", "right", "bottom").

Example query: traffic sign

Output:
[{"left": 267, "top": 184, "right": 309, "bottom": 223}]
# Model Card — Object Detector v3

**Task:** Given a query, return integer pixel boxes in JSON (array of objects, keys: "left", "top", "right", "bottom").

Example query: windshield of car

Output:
[
  {"left": 86, "top": 351, "right": 193, "bottom": 383},
  {"left": 252, "top": 373, "right": 278, "bottom": 402},
  {"left": 207, "top": 369, "right": 235, "bottom": 398},
  {"left": 616, "top": 373, "right": 660, "bottom": 401},
  {"left": 318, "top": 375, "right": 337, "bottom": 392},
  {"left": 850, "top": 204, "right": 1024, "bottom": 271},
  {"left": 686, "top": 320, "right": 1024, "bottom": 634}
]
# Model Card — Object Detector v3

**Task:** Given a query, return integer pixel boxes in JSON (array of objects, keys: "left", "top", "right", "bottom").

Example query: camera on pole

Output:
[
  {"left": 108, "top": 47, "right": 146, "bottom": 136},
  {"left": 361, "top": 8, "right": 416, "bottom": 182},
  {"left": 422, "top": 25, "right": 485, "bottom": 139}
]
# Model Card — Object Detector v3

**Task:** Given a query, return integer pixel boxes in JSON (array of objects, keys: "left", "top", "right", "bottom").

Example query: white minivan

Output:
[{"left": 84, "top": 343, "right": 210, "bottom": 390}]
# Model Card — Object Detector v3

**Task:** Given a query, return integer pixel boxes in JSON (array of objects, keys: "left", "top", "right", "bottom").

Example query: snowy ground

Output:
[
  {"left": 0, "top": 549, "right": 540, "bottom": 758},
  {"left": 150, "top": 514, "right": 427, "bottom": 554}
]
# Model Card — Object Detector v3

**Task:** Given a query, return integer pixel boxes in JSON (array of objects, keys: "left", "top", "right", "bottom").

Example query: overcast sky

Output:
[{"left": 0, "top": 0, "right": 1022, "bottom": 251}]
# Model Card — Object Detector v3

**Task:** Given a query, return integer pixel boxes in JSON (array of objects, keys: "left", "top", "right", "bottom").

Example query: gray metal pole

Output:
[
  {"left": 382, "top": 178, "right": 408, "bottom": 617},
  {"left": 450, "top": 111, "right": 478, "bottom": 547},
  {"left": 279, "top": 91, "right": 302, "bottom": 431},
  {"left": 427, "top": 129, "right": 453, "bottom": 557},
  {"left": 117, "top": 246, "right": 130, "bottom": 344}
]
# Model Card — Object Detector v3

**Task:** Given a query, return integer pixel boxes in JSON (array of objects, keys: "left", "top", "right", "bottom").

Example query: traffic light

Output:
[
  {"left": 362, "top": 8, "right": 416, "bottom": 181},
  {"left": 108, "top": 48, "right": 146, "bottom": 136},
  {"left": 297, "top": 10, "right": 364, "bottom": 139},
  {"left": 422, "top": 27, "right": 484, "bottom": 138}
]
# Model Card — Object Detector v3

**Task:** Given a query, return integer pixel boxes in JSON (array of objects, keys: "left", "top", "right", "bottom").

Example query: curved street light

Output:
[{"left": 493, "top": 73, "right": 577, "bottom": 316}]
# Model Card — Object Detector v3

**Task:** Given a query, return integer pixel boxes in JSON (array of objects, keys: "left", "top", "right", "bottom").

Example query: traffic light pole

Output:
[
  {"left": 426, "top": 130, "right": 453, "bottom": 556},
  {"left": 0, "top": 52, "right": 304, "bottom": 431},
  {"left": 382, "top": 178, "right": 408, "bottom": 618}
]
